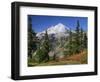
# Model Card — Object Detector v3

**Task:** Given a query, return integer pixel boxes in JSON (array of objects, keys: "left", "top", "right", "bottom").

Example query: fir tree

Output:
[
  {"left": 34, "top": 30, "right": 51, "bottom": 63},
  {"left": 28, "top": 16, "right": 37, "bottom": 58},
  {"left": 80, "top": 28, "right": 84, "bottom": 51},
  {"left": 74, "top": 20, "right": 81, "bottom": 53},
  {"left": 64, "top": 20, "right": 87, "bottom": 57},
  {"left": 83, "top": 32, "right": 87, "bottom": 49},
  {"left": 42, "top": 30, "right": 51, "bottom": 61},
  {"left": 64, "top": 28, "right": 74, "bottom": 56},
  {"left": 68, "top": 28, "right": 73, "bottom": 55}
]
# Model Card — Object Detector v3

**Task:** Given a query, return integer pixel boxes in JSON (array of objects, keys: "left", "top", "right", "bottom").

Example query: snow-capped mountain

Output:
[{"left": 36, "top": 23, "right": 70, "bottom": 39}]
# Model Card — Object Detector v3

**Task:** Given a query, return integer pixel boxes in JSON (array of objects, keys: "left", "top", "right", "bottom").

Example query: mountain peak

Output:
[
  {"left": 55, "top": 23, "right": 65, "bottom": 27},
  {"left": 36, "top": 23, "right": 70, "bottom": 39},
  {"left": 53, "top": 23, "right": 67, "bottom": 32}
]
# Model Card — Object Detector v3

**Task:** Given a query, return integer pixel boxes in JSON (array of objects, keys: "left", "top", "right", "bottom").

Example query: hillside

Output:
[
  {"left": 28, "top": 51, "right": 87, "bottom": 66},
  {"left": 28, "top": 20, "right": 87, "bottom": 67}
]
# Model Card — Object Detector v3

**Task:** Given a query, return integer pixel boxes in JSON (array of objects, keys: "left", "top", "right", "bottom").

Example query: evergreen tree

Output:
[
  {"left": 64, "top": 28, "right": 74, "bottom": 56},
  {"left": 28, "top": 16, "right": 37, "bottom": 58},
  {"left": 42, "top": 30, "right": 51, "bottom": 61},
  {"left": 74, "top": 20, "right": 81, "bottom": 53},
  {"left": 79, "top": 28, "right": 87, "bottom": 51},
  {"left": 64, "top": 20, "right": 87, "bottom": 57},
  {"left": 83, "top": 32, "right": 87, "bottom": 49},
  {"left": 80, "top": 28, "right": 84, "bottom": 51},
  {"left": 68, "top": 28, "right": 73, "bottom": 55},
  {"left": 34, "top": 48, "right": 46, "bottom": 63},
  {"left": 34, "top": 30, "right": 51, "bottom": 63}
]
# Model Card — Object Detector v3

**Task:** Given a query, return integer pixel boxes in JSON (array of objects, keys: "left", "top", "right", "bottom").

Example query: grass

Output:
[{"left": 28, "top": 50, "right": 87, "bottom": 67}]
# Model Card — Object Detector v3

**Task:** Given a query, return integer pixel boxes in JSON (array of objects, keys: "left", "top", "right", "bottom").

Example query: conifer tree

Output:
[
  {"left": 34, "top": 30, "right": 51, "bottom": 63},
  {"left": 64, "top": 20, "right": 87, "bottom": 56},
  {"left": 28, "top": 16, "right": 37, "bottom": 58},
  {"left": 68, "top": 28, "right": 73, "bottom": 55},
  {"left": 42, "top": 30, "right": 51, "bottom": 60},
  {"left": 74, "top": 20, "right": 81, "bottom": 53},
  {"left": 80, "top": 28, "right": 84, "bottom": 51},
  {"left": 83, "top": 32, "right": 87, "bottom": 49},
  {"left": 64, "top": 28, "right": 74, "bottom": 56}
]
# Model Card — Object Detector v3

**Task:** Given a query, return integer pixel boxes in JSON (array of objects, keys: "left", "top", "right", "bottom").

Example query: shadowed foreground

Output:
[{"left": 28, "top": 51, "right": 87, "bottom": 67}]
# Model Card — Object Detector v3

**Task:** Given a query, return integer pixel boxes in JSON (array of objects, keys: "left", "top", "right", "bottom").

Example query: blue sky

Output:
[{"left": 28, "top": 15, "right": 88, "bottom": 33}]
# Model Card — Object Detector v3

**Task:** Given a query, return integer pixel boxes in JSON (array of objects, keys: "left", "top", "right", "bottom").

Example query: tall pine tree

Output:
[
  {"left": 83, "top": 32, "right": 87, "bottom": 49},
  {"left": 28, "top": 16, "right": 37, "bottom": 58},
  {"left": 74, "top": 20, "right": 81, "bottom": 53},
  {"left": 68, "top": 28, "right": 73, "bottom": 55},
  {"left": 64, "top": 27, "right": 74, "bottom": 56},
  {"left": 64, "top": 20, "right": 87, "bottom": 56},
  {"left": 42, "top": 30, "right": 51, "bottom": 61},
  {"left": 80, "top": 28, "right": 84, "bottom": 51}
]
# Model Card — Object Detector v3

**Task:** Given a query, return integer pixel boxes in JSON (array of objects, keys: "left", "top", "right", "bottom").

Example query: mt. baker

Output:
[{"left": 36, "top": 23, "right": 70, "bottom": 39}]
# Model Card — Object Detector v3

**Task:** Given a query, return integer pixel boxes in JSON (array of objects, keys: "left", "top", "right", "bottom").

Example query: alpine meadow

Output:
[{"left": 28, "top": 15, "right": 88, "bottom": 67}]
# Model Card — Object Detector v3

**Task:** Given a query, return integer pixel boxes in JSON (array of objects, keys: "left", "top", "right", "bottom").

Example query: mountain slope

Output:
[{"left": 36, "top": 23, "right": 70, "bottom": 39}]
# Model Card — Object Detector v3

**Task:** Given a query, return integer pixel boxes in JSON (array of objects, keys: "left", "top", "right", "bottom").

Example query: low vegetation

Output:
[{"left": 28, "top": 17, "right": 88, "bottom": 67}]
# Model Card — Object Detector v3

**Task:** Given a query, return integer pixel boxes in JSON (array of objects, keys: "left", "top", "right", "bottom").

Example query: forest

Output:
[{"left": 28, "top": 17, "right": 87, "bottom": 66}]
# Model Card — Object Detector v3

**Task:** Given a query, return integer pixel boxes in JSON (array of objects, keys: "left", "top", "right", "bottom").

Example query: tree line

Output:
[
  {"left": 28, "top": 17, "right": 87, "bottom": 63},
  {"left": 64, "top": 20, "right": 87, "bottom": 56},
  {"left": 28, "top": 17, "right": 51, "bottom": 63}
]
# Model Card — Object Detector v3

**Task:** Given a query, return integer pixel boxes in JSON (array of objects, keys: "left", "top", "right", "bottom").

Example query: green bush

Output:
[{"left": 33, "top": 47, "right": 49, "bottom": 63}]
